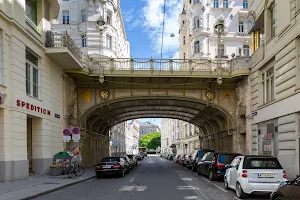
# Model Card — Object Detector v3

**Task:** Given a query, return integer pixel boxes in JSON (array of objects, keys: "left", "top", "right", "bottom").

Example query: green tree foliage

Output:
[{"left": 139, "top": 132, "right": 161, "bottom": 149}]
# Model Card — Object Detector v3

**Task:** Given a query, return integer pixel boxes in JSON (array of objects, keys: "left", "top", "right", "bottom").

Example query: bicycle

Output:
[{"left": 68, "top": 161, "right": 84, "bottom": 178}]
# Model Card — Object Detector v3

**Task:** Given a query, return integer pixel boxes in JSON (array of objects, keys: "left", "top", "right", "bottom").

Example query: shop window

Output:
[
  {"left": 261, "top": 67, "right": 274, "bottom": 104},
  {"left": 26, "top": 50, "right": 39, "bottom": 98},
  {"left": 26, "top": 0, "right": 37, "bottom": 25}
]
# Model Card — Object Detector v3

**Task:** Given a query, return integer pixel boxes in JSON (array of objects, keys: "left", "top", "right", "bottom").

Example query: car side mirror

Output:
[{"left": 225, "top": 164, "right": 231, "bottom": 168}]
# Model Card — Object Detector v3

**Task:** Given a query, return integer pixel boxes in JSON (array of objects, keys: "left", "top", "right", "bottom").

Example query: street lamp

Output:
[{"left": 214, "top": 17, "right": 227, "bottom": 85}]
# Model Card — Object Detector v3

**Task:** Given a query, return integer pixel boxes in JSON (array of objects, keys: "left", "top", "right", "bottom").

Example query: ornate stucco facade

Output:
[{"left": 249, "top": 0, "right": 300, "bottom": 178}]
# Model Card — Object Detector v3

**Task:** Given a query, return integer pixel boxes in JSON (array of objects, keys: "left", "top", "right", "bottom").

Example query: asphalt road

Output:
[{"left": 34, "top": 155, "right": 269, "bottom": 200}]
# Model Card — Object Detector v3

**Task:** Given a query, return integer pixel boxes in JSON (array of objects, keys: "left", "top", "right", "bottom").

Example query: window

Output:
[
  {"left": 107, "top": 12, "right": 112, "bottom": 25},
  {"left": 183, "top": 53, "right": 186, "bottom": 59},
  {"left": 223, "top": 0, "right": 228, "bottom": 8},
  {"left": 247, "top": 20, "right": 253, "bottom": 31},
  {"left": 26, "top": 50, "right": 39, "bottom": 98},
  {"left": 26, "top": 0, "right": 37, "bottom": 25},
  {"left": 243, "top": 0, "right": 248, "bottom": 9},
  {"left": 194, "top": 41, "right": 200, "bottom": 54},
  {"left": 238, "top": 21, "right": 244, "bottom": 32},
  {"left": 237, "top": 47, "right": 242, "bottom": 56},
  {"left": 81, "top": 9, "right": 86, "bottom": 22},
  {"left": 194, "top": 16, "right": 200, "bottom": 29},
  {"left": 106, "top": 35, "right": 112, "bottom": 49},
  {"left": 214, "top": 0, "right": 219, "bottom": 8},
  {"left": 270, "top": 4, "right": 276, "bottom": 38},
  {"left": 194, "top": 0, "right": 200, "bottom": 4},
  {"left": 261, "top": 67, "right": 274, "bottom": 104},
  {"left": 218, "top": 44, "right": 225, "bottom": 56},
  {"left": 183, "top": 36, "right": 186, "bottom": 45},
  {"left": 81, "top": 35, "right": 86, "bottom": 47},
  {"left": 62, "top": 11, "right": 70, "bottom": 24},
  {"left": 243, "top": 45, "right": 250, "bottom": 56}
]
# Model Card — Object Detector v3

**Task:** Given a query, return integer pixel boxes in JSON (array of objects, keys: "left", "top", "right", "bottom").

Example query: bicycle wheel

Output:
[
  {"left": 75, "top": 165, "right": 84, "bottom": 176},
  {"left": 68, "top": 166, "right": 74, "bottom": 178}
]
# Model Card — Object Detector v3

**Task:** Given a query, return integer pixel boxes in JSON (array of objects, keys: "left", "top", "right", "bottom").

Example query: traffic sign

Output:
[
  {"left": 72, "top": 127, "right": 80, "bottom": 134},
  {"left": 63, "top": 128, "right": 71, "bottom": 136}
]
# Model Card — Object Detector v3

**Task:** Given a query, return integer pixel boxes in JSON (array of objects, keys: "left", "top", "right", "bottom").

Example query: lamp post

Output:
[{"left": 214, "top": 17, "right": 227, "bottom": 85}]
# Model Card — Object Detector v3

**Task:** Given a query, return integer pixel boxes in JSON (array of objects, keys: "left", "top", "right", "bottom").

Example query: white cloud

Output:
[{"left": 140, "top": 0, "right": 182, "bottom": 57}]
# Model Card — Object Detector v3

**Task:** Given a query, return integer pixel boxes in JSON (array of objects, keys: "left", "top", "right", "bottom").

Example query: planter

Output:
[{"left": 49, "top": 166, "right": 63, "bottom": 176}]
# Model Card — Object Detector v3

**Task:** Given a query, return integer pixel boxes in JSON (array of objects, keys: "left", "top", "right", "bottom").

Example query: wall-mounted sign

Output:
[
  {"left": 55, "top": 114, "right": 60, "bottom": 119},
  {"left": 16, "top": 100, "right": 51, "bottom": 116},
  {"left": 100, "top": 89, "right": 109, "bottom": 100},
  {"left": 252, "top": 111, "right": 257, "bottom": 117},
  {"left": 206, "top": 90, "right": 215, "bottom": 101}
]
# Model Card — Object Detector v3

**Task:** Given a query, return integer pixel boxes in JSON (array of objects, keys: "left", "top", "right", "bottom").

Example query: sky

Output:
[{"left": 120, "top": 0, "right": 183, "bottom": 127}]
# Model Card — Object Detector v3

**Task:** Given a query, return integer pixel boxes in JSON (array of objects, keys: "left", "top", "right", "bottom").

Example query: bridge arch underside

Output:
[{"left": 81, "top": 97, "right": 236, "bottom": 153}]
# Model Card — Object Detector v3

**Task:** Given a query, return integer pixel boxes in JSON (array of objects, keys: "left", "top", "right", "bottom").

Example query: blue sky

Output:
[{"left": 120, "top": 0, "right": 183, "bottom": 127}]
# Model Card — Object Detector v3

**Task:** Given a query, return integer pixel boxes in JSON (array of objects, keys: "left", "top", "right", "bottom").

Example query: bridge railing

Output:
[{"left": 84, "top": 58, "right": 244, "bottom": 74}]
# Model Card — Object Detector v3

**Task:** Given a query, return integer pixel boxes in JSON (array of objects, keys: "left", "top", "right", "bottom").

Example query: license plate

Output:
[
  {"left": 258, "top": 173, "right": 275, "bottom": 178},
  {"left": 102, "top": 165, "right": 111, "bottom": 169}
]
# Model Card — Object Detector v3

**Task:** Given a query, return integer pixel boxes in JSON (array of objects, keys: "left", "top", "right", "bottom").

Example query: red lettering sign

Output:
[{"left": 16, "top": 100, "right": 51, "bottom": 116}]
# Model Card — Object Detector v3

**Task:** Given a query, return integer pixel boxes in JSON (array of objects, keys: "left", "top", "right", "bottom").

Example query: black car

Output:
[
  {"left": 186, "top": 149, "right": 214, "bottom": 172},
  {"left": 197, "top": 152, "right": 240, "bottom": 181},
  {"left": 270, "top": 175, "right": 300, "bottom": 200},
  {"left": 95, "top": 156, "right": 130, "bottom": 178}
]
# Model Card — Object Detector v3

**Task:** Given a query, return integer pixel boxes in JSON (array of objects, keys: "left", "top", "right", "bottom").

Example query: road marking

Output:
[
  {"left": 214, "top": 184, "right": 228, "bottom": 193},
  {"left": 203, "top": 178, "right": 211, "bottom": 183},
  {"left": 130, "top": 178, "right": 135, "bottom": 182},
  {"left": 234, "top": 197, "right": 241, "bottom": 200}
]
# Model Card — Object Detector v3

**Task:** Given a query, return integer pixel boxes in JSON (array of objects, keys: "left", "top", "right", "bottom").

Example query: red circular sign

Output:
[
  {"left": 63, "top": 128, "right": 71, "bottom": 136},
  {"left": 72, "top": 127, "right": 80, "bottom": 134}
]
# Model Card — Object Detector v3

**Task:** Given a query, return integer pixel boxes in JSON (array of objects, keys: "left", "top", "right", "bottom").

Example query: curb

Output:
[{"left": 19, "top": 175, "right": 96, "bottom": 200}]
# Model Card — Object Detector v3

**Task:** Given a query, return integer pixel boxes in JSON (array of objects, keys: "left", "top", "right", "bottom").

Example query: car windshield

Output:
[
  {"left": 101, "top": 157, "right": 119, "bottom": 162},
  {"left": 243, "top": 157, "right": 283, "bottom": 169},
  {"left": 218, "top": 154, "right": 239, "bottom": 164}
]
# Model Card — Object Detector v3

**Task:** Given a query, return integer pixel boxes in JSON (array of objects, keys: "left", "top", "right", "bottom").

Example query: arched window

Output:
[
  {"left": 243, "top": 45, "right": 250, "bottom": 56},
  {"left": 194, "top": 41, "right": 200, "bottom": 54},
  {"left": 194, "top": 16, "right": 200, "bottom": 29}
]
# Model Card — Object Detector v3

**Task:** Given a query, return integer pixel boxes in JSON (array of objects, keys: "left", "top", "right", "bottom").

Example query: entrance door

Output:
[{"left": 27, "top": 118, "right": 33, "bottom": 173}]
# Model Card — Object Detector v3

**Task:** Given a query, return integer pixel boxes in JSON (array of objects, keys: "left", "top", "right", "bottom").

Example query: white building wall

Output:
[
  {"left": 52, "top": 0, "right": 130, "bottom": 58},
  {"left": 125, "top": 119, "right": 139, "bottom": 154}
]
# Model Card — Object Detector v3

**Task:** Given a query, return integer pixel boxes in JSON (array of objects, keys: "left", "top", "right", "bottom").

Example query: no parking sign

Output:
[
  {"left": 72, "top": 127, "right": 80, "bottom": 142},
  {"left": 63, "top": 128, "right": 71, "bottom": 142}
]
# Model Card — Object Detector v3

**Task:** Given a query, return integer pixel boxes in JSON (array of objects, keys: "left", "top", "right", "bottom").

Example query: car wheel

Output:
[
  {"left": 224, "top": 177, "right": 229, "bottom": 189},
  {"left": 197, "top": 166, "right": 201, "bottom": 175},
  {"left": 274, "top": 196, "right": 285, "bottom": 200},
  {"left": 236, "top": 182, "right": 247, "bottom": 199},
  {"left": 209, "top": 170, "right": 216, "bottom": 181},
  {"left": 192, "top": 164, "right": 197, "bottom": 172}
]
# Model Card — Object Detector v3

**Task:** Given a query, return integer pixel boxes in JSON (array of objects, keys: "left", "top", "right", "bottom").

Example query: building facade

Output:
[
  {"left": 125, "top": 119, "right": 140, "bottom": 154},
  {"left": 161, "top": 119, "right": 200, "bottom": 155},
  {"left": 139, "top": 121, "right": 160, "bottom": 137},
  {"left": 249, "top": 0, "right": 300, "bottom": 178},
  {"left": 0, "top": 0, "right": 82, "bottom": 182},
  {"left": 109, "top": 123, "right": 126, "bottom": 156},
  {"left": 52, "top": 0, "right": 130, "bottom": 58}
]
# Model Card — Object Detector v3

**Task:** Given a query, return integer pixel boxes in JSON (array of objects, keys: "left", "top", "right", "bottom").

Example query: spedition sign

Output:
[{"left": 16, "top": 100, "right": 51, "bottom": 116}]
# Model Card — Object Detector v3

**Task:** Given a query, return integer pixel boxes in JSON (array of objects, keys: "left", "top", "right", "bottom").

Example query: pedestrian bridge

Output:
[{"left": 46, "top": 31, "right": 251, "bottom": 167}]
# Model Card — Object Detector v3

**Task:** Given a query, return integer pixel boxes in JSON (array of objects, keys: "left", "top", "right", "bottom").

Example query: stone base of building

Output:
[{"left": 0, "top": 160, "right": 29, "bottom": 182}]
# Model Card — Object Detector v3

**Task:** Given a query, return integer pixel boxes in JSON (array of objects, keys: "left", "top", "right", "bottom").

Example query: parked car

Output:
[
  {"left": 122, "top": 155, "right": 134, "bottom": 170},
  {"left": 135, "top": 154, "right": 142, "bottom": 161},
  {"left": 168, "top": 154, "right": 175, "bottom": 161},
  {"left": 186, "top": 149, "right": 214, "bottom": 172},
  {"left": 95, "top": 156, "right": 130, "bottom": 178},
  {"left": 197, "top": 152, "right": 241, "bottom": 181},
  {"left": 174, "top": 154, "right": 182, "bottom": 163},
  {"left": 127, "top": 154, "right": 138, "bottom": 167},
  {"left": 224, "top": 155, "right": 288, "bottom": 199},
  {"left": 180, "top": 154, "right": 187, "bottom": 165},
  {"left": 183, "top": 154, "right": 191, "bottom": 166},
  {"left": 270, "top": 175, "right": 300, "bottom": 200}
]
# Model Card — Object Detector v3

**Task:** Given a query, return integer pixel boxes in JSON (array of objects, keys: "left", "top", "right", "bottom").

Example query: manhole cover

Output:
[{"left": 42, "top": 182, "right": 60, "bottom": 185}]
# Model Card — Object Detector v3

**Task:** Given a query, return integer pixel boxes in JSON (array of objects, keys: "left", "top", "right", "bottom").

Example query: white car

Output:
[{"left": 224, "top": 155, "right": 288, "bottom": 199}]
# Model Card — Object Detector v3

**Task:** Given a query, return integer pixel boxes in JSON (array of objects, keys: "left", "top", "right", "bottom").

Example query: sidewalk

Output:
[{"left": 0, "top": 167, "right": 96, "bottom": 200}]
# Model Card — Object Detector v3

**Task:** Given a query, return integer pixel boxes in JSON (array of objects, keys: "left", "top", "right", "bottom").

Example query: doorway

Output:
[{"left": 27, "top": 118, "right": 33, "bottom": 174}]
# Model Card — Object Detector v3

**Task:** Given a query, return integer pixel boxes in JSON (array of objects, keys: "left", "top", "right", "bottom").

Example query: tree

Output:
[{"left": 139, "top": 132, "right": 161, "bottom": 149}]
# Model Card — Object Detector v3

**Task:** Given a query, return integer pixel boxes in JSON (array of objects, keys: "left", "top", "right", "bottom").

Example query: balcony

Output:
[
  {"left": 45, "top": 31, "right": 83, "bottom": 69},
  {"left": 236, "top": 32, "right": 251, "bottom": 37},
  {"left": 192, "top": 27, "right": 210, "bottom": 37},
  {"left": 250, "top": 44, "right": 265, "bottom": 68}
]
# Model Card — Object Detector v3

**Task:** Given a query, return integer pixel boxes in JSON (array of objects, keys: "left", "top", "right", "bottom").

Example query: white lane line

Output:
[
  {"left": 130, "top": 178, "right": 135, "bottom": 182},
  {"left": 234, "top": 197, "right": 241, "bottom": 200},
  {"left": 202, "top": 178, "right": 211, "bottom": 183},
  {"left": 214, "top": 184, "right": 228, "bottom": 193}
]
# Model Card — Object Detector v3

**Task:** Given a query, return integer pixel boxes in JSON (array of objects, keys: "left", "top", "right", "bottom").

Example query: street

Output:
[{"left": 34, "top": 155, "right": 269, "bottom": 200}]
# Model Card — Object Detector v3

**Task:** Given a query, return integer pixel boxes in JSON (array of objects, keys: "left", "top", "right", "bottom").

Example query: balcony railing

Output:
[
  {"left": 236, "top": 32, "right": 251, "bottom": 37},
  {"left": 45, "top": 31, "right": 83, "bottom": 63}
]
